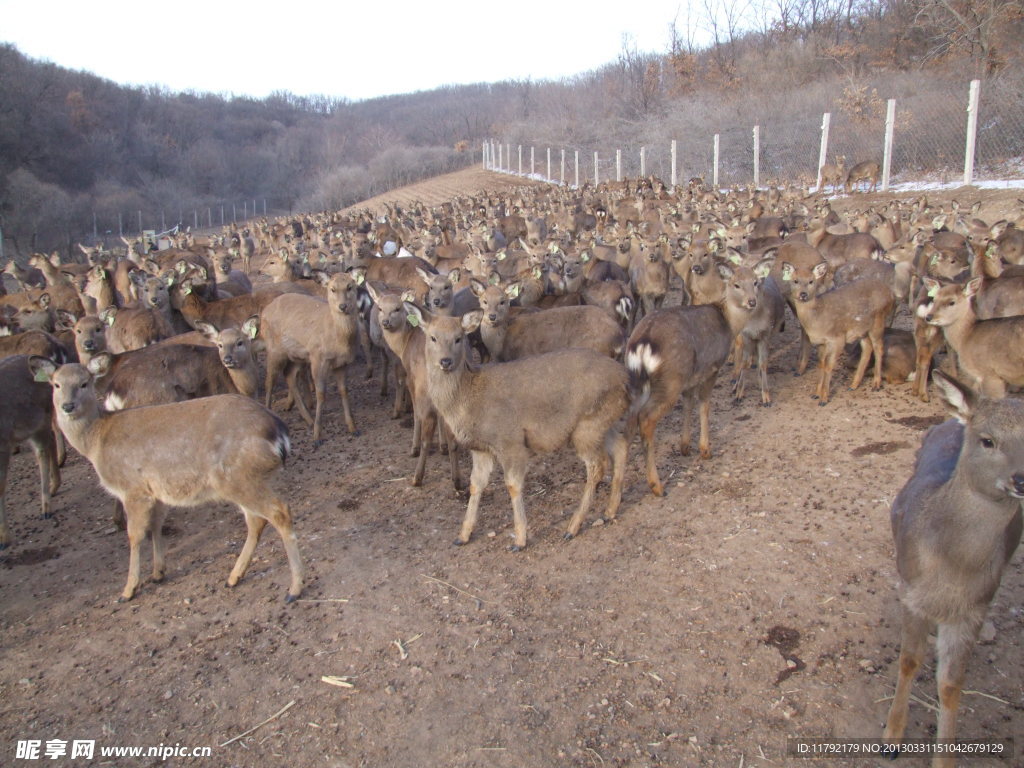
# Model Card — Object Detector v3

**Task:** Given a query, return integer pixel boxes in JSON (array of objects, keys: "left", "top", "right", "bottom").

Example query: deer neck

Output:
[
  {"left": 227, "top": 360, "right": 259, "bottom": 398},
  {"left": 479, "top": 319, "right": 508, "bottom": 360},
  {"left": 56, "top": 401, "right": 104, "bottom": 459},
  {"left": 938, "top": 302, "right": 977, "bottom": 351}
]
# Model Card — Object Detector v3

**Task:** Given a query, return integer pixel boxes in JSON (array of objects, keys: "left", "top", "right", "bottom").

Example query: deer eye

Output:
[{"left": 980, "top": 436, "right": 995, "bottom": 449}]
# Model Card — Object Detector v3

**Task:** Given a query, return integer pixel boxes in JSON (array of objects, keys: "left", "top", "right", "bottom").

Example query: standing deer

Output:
[
  {"left": 28, "top": 357, "right": 303, "bottom": 602},
  {"left": 404, "top": 303, "right": 629, "bottom": 550},
  {"left": 845, "top": 160, "right": 881, "bottom": 194},
  {"left": 819, "top": 155, "right": 845, "bottom": 194},
  {"left": 884, "top": 371, "right": 1023, "bottom": 767}
]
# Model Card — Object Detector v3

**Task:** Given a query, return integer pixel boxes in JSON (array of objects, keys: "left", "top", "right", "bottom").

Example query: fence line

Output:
[{"left": 485, "top": 79, "right": 1024, "bottom": 192}]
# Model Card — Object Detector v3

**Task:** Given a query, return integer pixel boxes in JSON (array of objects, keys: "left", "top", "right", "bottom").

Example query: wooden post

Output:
[
  {"left": 671, "top": 140, "right": 677, "bottom": 188},
  {"left": 816, "top": 113, "right": 831, "bottom": 191},
  {"left": 616, "top": 149, "right": 622, "bottom": 182},
  {"left": 640, "top": 146, "right": 646, "bottom": 178},
  {"left": 964, "top": 79, "right": 981, "bottom": 186},
  {"left": 753, "top": 125, "right": 760, "bottom": 189},
  {"left": 881, "top": 98, "right": 896, "bottom": 191},
  {"left": 713, "top": 134, "right": 720, "bottom": 189}
]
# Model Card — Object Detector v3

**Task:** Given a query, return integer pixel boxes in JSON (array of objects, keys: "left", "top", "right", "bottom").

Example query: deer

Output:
[
  {"left": 920, "top": 277, "right": 1024, "bottom": 399},
  {"left": 470, "top": 280, "right": 624, "bottom": 362},
  {"left": 367, "top": 285, "right": 462, "bottom": 491},
  {"left": 625, "top": 276, "right": 758, "bottom": 497},
  {"left": 29, "top": 357, "right": 304, "bottom": 603},
  {"left": 845, "top": 160, "right": 881, "bottom": 194},
  {"left": 0, "top": 355, "right": 61, "bottom": 549},
  {"left": 819, "top": 155, "right": 845, "bottom": 194},
  {"left": 262, "top": 269, "right": 366, "bottom": 445},
  {"left": 780, "top": 260, "right": 894, "bottom": 404},
  {"left": 403, "top": 302, "right": 629, "bottom": 551},
  {"left": 718, "top": 256, "right": 786, "bottom": 406},
  {"left": 883, "top": 370, "right": 1024, "bottom": 767},
  {"left": 628, "top": 235, "right": 671, "bottom": 322}
]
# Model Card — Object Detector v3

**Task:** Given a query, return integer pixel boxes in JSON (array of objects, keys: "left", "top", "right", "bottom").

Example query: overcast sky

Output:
[{"left": 0, "top": 0, "right": 694, "bottom": 102}]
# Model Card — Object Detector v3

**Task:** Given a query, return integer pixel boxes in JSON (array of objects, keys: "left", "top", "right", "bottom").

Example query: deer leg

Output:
[
  {"left": 456, "top": 450, "right": 494, "bottom": 546},
  {"left": 884, "top": 607, "right": 930, "bottom": 746},
  {"left": 288, "top": 364, "right": 315, "bottom": 426},
  {"left": 227, "top": 510, "right": 268, "bottom": 588},
  {"left": 333, "top": 365, "right": 358, "bottom": 435},
  {"left": 149, "top": 503, "right": 167, "bottom": 583},
  {"left": 697, "top": 382, "right": 715, "bottom": 459},
  {"left": 849, "top": 337, "right": 873, "bottom": 390},
  {"left": 120, "top": 496, "right": 156, "bottom": 601},
  {"left": 442, "top": 419, "right": 463, "bottom": 492},
  {"left": 503, "top": 456, "right": 529, "bottom": 551},
  {"left": 412, "top": 409, "right": 436, "bottom": 487},
  {"left": 757, "top": 337, "right": 772, "bottom": 406},
  {"left": 311, "top": 362, "right": 328, "bottom": 444},
  {"left": 679, "top": 394, "right": 695, "bottom": 455},
  {"left": 603, "top": 429, "right": 628, "bottom": 522},
  {"left": 933, "top": 618, "right": 982, "bottom": 767}
]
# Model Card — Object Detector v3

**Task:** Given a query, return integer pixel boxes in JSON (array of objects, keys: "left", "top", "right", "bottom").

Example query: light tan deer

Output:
[
  {"left": 884, "top": 371, "right": 1024, "bottom": 767},
  {"left": 920, "top": 277, "right": 1024, "bottom": 399},
  {"left": 819, "top": 155, "right": 845, "bottom": 194},
  {"left": 0, "top": 355, "right": 61, "bottom": 549},
  {"left": 262, "top": 269, "right": 366, "bottom": 444},
  {"left": 780, "top": 261, "right": 893, "bottom": 404},
  {"left": 28, "top": 357, "right": 303, "bottom": 603},
  {"left": 405, "top": 303, "right": 629, "bottom": 550}
]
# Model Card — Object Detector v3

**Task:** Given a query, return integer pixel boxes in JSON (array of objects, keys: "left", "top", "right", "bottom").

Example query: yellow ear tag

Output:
[{"left": 406, "top": 314, "right": 420, "bottom": 328}]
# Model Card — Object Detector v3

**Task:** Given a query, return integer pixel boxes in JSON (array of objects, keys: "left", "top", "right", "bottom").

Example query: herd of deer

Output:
[{"left": 1, "top": 171, "right": 1023, "bottom": 764}]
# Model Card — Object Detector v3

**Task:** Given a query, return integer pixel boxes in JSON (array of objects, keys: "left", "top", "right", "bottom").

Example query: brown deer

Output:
[
  {"left": 366, "top": 285, "right": 462, "bottom": 491},
  {"left": 404, "top": 303, "right": 629, "bottom": 550},
  {"left": 262, "top": 269, "right": 366, "bottom": 444},
  {"left": 0, "top": 355, "right": 61, "bottom": 549},
  {"left": 780, "top": 261, "right": 893, "bottom": 404},
  {"left": 920, "top": 277, "right": 1024, "bottom": 399},
  {"left": 845, "top": 160, "right": 881, "bottom": 194},
  {"left": 819, "top": 155, "right": 845, "bottom": 194},
  {"left": 883, "top": 371, "right": 1023, "bottom": 766},
  {"left": 29, "top": 357, "right": 303, "bottom": 603}
]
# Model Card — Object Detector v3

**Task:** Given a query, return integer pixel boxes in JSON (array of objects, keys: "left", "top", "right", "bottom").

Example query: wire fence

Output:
[{"left": 487, "top": 77, "right": 1024, "bottom": 191}]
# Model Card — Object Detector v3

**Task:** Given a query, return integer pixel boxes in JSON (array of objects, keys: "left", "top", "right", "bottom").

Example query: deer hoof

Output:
[
  {"left": 452, "top": 538, "right": 467, "bottom": 547},
  {"left": 284, "top": 592, "right": 299, "bottom": 604},
  {"left": 507, "top": 545, "right": 523, "bottom": 553},
  {"left": 562, "top": 532, "right": 575, "bottom": 541},
  {"left": 312, "top": 439, "right": 326, "bottom": 450}
]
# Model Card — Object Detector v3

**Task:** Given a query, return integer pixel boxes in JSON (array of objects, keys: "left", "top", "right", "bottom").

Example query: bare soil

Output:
[{"left": 1, "top": 168, "right": 1022, "bottom": 768}]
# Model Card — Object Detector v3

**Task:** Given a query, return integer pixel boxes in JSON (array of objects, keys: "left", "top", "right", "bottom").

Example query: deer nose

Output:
[
  {"left": 439, "top": 357, "right": 455, "bottom": 372},
  {"left": 61, "top": 403, "right": 74, "bottom": 414},
  {"left": 1012, "top": 473, "right": 1024, "bottom": 496},
  {"left": 798, "top": 291, "right": 809, "bottom": 302},
  {"left": 223, "top": 355, "right": 234, "bottom": 366},
  {"left": 747, "top": 298, "right": 757, "bottom": 309},
  {"left": 487, "top": 313, "right": 497, "bottom": 323},
  {"left": 83, "top": 340, "right": 95, "bottom": 351}
]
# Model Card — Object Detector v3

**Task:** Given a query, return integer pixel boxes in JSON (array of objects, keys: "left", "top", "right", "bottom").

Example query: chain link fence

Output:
[{"left": 491, "top": 71, "right": 1024, "bottom": 191}]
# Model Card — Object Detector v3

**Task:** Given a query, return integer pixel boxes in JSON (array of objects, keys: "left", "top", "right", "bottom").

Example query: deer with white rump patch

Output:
[
  {"left": 883, "top": 370, "right": 1023, "bottom": 767},
  {"left": 29, "top": 357, "right": 303, "bottom": 602},
  {"left": 404, "top": 303, "right": 629, "bottom": 550}
]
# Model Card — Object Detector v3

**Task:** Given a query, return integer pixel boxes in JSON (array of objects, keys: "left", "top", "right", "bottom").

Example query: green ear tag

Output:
[
  {"left": 355, "top": 273, "right": 365, "bottom": 286},
  {"left": 406, "top": 314, "right": 420, "bottom": 328},
  {"left": 927, "top": 283, "right": 939, "bottom": 298},
  {"left": 33, "top": 369, "right": 50, "bottom": 383}
]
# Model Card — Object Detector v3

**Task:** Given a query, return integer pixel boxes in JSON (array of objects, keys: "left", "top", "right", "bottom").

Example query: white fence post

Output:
[
  {"left": 518, "top": 145, "right": 522, "bottom": 176},
  {"left": 753, "top": 125, "right": 760, "bottom": 188},
  {"left": 616, "top": 149, "right": 622, "bottom": 182},
  {"left": 530, "top": 146, "right": 535, "bottom": 176},
  {"left": 713, "top": 134, "right": 720, "bottom": 189},
  {"left": 594, "top": 152, "right": 600, "bottom": 185},
  {"left": 574, "top": 150, "right": 579, "bottom": 188},
  {"left": 816, "top": 113, "right": 831, "bottom": 191},
  {"left": 881, "top": 98, "right": 896, "bottom": 191},
  {"left": 498, "top": 143, "right": 503, "bottom": 172},
  {"left": 506, "top": 144, "right": 511, "bottom": 173},
  {"left": 640, "top": 147, "right": 646, "bottom": 178},
  {"left": 560, "top": 149, "right": 565, "bottom": 185},
  {"left": 671, "top": 140, "right": 677, "bottom": 187},
  {"left": 964, "top": 79, "right": 981, "bottom": 186},
  {"left": 546, "top": 147, "right": 551, "bottom": 181},
  {"left": 482, "top": 141, "right": 487, "bottom": 170}
]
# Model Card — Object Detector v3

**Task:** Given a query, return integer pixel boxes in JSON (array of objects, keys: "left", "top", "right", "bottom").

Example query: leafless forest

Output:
[{"left": 2, "top": 0, "right": 1023, "bottom": 254}]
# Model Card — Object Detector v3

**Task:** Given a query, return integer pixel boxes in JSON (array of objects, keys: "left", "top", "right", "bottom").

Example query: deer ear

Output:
[
  {"left": 28, "top": 356, "right": 58, "bottom": 383},
  {"left": 462, "top": 310, "right": 482, "bottom": 333},
  {"left": 931, "top": 370, "right": 977, "bottom": 423}
]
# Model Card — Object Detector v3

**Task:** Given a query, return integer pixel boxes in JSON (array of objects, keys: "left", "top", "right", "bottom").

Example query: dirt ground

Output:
[{"left": 1, "top": 169, "right": 1022, "bottom": 768}]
